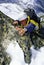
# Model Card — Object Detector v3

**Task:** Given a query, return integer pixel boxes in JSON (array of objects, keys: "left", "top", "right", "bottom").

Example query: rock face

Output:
[
  {"left": 0, "top": 11, "right": 44, "bottom": 65},
  {"left": 0, "top": 11, "right": 14, "bottom": 65}
]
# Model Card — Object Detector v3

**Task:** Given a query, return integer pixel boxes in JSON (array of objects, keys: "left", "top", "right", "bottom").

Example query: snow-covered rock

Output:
[
  {"left": 6, "top": 41, "right": 28, "bottom": 65},
  {"left": 0, "top": 3, "right": 24, "bottom": 20}
]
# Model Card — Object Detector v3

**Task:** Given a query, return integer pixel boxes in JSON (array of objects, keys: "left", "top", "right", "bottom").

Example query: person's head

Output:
[{"left": 19, "top": 12, "right": 28, "bottom": 26}]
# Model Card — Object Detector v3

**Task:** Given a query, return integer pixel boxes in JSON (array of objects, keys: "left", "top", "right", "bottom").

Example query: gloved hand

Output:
[
  {"left": 12, "top": 21, "right": 18, "bottom": 25},
  {"left": 16, "top": 26, "right": 27, "bottom": 36}
]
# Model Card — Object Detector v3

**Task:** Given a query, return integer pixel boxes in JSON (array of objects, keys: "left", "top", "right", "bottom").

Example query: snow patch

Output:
[
  {"left": 30, "top": 47, "right": 44, "bottom": 65},
  {"left": 6, "top": 41, "right": 28, "bottom": 65},
  {"left": 0, "top": 3, "right": 24, "bottom": 20}
]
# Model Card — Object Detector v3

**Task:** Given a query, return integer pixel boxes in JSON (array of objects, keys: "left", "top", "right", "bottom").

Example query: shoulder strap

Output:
[{"left": 26, "top": 16, "right": 39, "bottom": 26}]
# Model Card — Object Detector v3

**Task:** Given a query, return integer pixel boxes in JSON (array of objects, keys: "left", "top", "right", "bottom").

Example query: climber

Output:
[
  {"left": 13, "top": 8, "right": 40, "bottom": 36},
  {"left": 12, "top": 8, "right": 44, "bottom": 64}
]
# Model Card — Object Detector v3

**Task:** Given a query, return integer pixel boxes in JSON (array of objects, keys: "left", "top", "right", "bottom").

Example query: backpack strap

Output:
[{"left": 26, "top": 16, "right": 39, "bottom": 27}]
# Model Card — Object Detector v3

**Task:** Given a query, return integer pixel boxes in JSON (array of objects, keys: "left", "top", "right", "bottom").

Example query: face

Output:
[{"left": 20, "top": 18, "right": 27, "bottom": 26}]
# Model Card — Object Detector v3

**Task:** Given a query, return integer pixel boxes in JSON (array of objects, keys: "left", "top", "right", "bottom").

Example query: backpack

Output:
[
  {"left": 24, "top": 8, "right": 40, "bottom": 24},
  {"left": 24, "top": 8, "right": 44, "bottom": 39}
]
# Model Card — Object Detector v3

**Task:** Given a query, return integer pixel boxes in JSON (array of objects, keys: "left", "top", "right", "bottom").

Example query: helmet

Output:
[{"left": 18, "top": 12, "right": 27, "bottom": 21}]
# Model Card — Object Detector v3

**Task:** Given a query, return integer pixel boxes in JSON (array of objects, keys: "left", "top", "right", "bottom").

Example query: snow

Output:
[
  {"left": 30, "top": 47, "right": 44, "bottom": 65},
  {"left": 0, "top": 3, "right": 24, "bottom": 20},
  {"left": 6, "top": 41, "right": 28, "bottom": 65}
]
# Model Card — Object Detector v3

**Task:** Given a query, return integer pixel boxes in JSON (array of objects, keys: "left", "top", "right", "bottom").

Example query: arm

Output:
[
  {"left": 15, "top": 23, "right": 35, "bottom": 36},
  {"left": 25, "top": 23, "right": 35, "bottom": 33}
]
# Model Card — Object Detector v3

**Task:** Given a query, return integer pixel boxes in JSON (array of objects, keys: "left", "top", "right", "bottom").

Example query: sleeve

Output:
[{"left": 25, "top": 23, "right": 35, "bottom": 33}]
